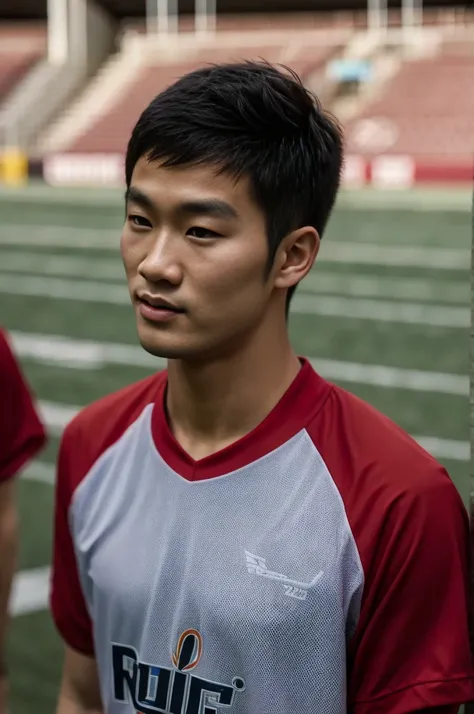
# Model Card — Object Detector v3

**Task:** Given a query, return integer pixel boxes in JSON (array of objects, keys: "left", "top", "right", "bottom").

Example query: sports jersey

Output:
[
  {"left": 0, "top": 328, "right": 47, "bottom": 481},
  {"left": 50, "top": 359, "right": 474, "bottom": 714}
]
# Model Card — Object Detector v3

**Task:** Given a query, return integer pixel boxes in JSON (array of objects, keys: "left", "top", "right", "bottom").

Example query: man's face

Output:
[{"left": 121, "top": 157, "right": 277, "bottom": 361}]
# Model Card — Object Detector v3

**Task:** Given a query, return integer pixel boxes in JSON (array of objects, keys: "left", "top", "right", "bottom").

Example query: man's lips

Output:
[
  {"left": 138, "top": 294, "right": 184, "bottom": 312},
  {"left": 137, "top": 296, "right": 184, "bottom": 324}
]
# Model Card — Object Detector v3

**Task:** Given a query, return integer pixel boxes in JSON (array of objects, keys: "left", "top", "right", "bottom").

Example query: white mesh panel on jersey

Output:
[{"left": 70, "top": 405, "right": 364, "bottom": 714}]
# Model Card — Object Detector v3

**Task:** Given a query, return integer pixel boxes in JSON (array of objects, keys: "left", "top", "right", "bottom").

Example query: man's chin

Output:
[{"left": 137, "top": 335, "right": 191, "bottom": 361}]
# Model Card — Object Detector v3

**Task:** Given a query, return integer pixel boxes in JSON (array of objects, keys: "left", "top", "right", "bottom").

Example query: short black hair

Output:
[{"left": 126, "top": 60, "right": 344, "bottom": 309}]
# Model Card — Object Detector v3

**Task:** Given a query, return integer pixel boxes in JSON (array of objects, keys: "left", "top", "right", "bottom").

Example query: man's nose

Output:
[{"left": 138, "top": 233, "right": 183, "bottom": 285}]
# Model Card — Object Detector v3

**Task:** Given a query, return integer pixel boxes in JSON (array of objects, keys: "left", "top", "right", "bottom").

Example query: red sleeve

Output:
[
  {"left": 347, "top": 473, "right": 474, "bottom": 714},
  {"left": 50, "top": 421, "right": 94, "bottom": 655},
  {"left": 0, "top": 329, "right": 47, "bottom": 481},
  {"left": 307, "top": 387, "right": 474, "bottom": 714}
]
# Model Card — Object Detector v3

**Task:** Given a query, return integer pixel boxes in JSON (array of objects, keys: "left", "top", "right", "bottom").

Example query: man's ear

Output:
[{"left": 273, "top": 226, "right": 320, "bottom": 291}]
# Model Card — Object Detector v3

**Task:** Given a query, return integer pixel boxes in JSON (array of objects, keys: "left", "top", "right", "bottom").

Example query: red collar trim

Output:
[{"left": 150, "top": 359, "right": 331, "bottom": 481}]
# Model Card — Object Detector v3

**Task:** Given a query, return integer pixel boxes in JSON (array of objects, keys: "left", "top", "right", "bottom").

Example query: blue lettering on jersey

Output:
[{"left": 112, "top": 629, "right": 245, "bottom": 714}]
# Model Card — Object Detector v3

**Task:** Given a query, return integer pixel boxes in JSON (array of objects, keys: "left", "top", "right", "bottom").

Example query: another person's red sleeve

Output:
[
  {"left": 0, "top": 329, "right": 47, "bottom": 480},
  {"left": 348, "top": 472, "right": 474, "bottom": 714},
  {"left": 50, "top": 420, "right": 94, "bottom": 655}
]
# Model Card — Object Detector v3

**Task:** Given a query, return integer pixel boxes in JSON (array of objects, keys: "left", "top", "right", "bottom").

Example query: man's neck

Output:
[{"left": 165, "top": 333, "right": 301, "bottom": 461}]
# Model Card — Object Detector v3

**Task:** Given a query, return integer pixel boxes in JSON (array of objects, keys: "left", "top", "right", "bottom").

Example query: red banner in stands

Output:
[
  {"left": 42, "top": 153, "right": 472, "bottom": 188},
  {"left": 343, "top": 154, "right": 473, "bottom": 188},
  {"left": 413, "top": 162, "right": 474, "bottom": 184}
]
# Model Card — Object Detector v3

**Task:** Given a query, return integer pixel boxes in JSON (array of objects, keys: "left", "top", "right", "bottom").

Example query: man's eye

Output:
[
  {"left": 129, "top": 215, "right": 151, "bottom": 228},
  {"left": 187, "top": 226, "right": 221, "bottom": 239}
]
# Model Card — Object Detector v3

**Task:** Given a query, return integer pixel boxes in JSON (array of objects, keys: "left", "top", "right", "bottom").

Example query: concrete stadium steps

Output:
[
  {"left": 35, "top": 27, "right": 348, "bottom": 156},
  {"left": 343, "top": 29, "right": 474, "bottom": 165},
  {"left": 35, "top": 46, "right": 147, "bottom": 155},
  {"left": 0, "top": 24, "right": 46, "bottom": 106}
]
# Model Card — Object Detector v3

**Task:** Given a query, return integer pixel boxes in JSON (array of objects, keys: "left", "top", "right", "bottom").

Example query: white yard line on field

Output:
[
  {"left": 0, "top": 250, "right": 124, "bottom": 281},
  {"left": 10, "top": 331, "right": 468, "bottom": 396},
  {"left": 21, "top": 460, "right": 56, "bottom": 486},
  {"left": 0, "top": 225, "right": 118, "bottom": 249},
  {"left": 11, "top": 330, "right": 166, "bottom": 370},
  {"left": 0, "top": 226, "right": 469, "bottom": 269},
  {"left": 415, "top": 437, "right": 469, "bottom": 463},
  {"left": 335, "top": 187, "right": 471, "bottom": 212},
  {"left": 10, "top": 566, "right": 51, "bottom": 616},
  {"left": 319, "top": 242, "right": 469, "bottom": 270},
  {"left": 38, "top": 401, "right": 81, "bottom": 437},
  {"left": 291, "top": 293, "right": 469, "bottom": 328},
  {"left": 1, "top": 274, "right": 469, "bottom": 327},
  {"left": 302, "top": 272, "right": 468, "bottom": 304},
  {"left": 313, "top": 358, "right": 467, "bottom": 396},
  {"left": 1, "top": 250, "right": 468, "bottom": 304},
  {"left": 0, "top": 273, "right": 130, "bottom": 304}
]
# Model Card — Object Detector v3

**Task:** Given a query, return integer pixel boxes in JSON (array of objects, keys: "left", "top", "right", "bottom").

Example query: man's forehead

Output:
[{"left": 129, "top": 158, "right": 254, "bottom": 213}]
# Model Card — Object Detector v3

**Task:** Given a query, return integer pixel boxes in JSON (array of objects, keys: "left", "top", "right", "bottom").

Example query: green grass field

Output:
[{"left": 0, "top": 183, "right": 471, "bottom": 713}]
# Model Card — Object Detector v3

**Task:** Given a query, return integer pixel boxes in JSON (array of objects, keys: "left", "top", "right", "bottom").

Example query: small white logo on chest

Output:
[{"left": 244, "top": 551, "right": 323, "bottom": 601}]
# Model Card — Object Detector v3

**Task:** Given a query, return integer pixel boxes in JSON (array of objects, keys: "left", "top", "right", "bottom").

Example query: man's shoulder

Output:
[
  {"left": 309, "top": 381, "right": 458, "bottom": 505},
  {"left": 70, "top": 371, "right": 164, "bottom": 432},
  {"left": 59, "top": 371, "right": 166, "bottom": 490},
  {"left": 308, "top": 383, "right": 467, "bottom": 579}
]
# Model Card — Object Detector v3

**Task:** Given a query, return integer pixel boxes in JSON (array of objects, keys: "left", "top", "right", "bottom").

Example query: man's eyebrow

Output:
[
  {"left": 125, "top": 189, "right": 239, "bottom": 221},
  {"left": 125, "top": 187, "right": 155, "bottom": 211},
  {"left": 177, "top": 199, "right": 239, "bottom": 220}
]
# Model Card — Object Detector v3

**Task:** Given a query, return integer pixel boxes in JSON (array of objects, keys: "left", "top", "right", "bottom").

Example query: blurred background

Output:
[{"left": 0, "top": 0, "right": 472, "bottom": 711}]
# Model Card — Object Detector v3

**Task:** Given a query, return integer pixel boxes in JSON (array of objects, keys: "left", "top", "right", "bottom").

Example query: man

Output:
[
  {"left": 51, "top": 62, "right": 473, "bottom": 714},
  {"left": 0, "top": 328, "right": 47, "bottom": 713}
]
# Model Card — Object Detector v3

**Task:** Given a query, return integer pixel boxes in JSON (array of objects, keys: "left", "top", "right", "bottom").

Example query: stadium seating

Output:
[
  {"left": 344, "top": 40, "right": 474, "bottom": 168},
  {"left": 64, "top": 34, "right": 346, "bottom": 155},
  {"left": 33, "top": 7, "right": 473, "bottom": 187},
  {"left": 0, "top": 24, "right": 45, "bottom": 105}
]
